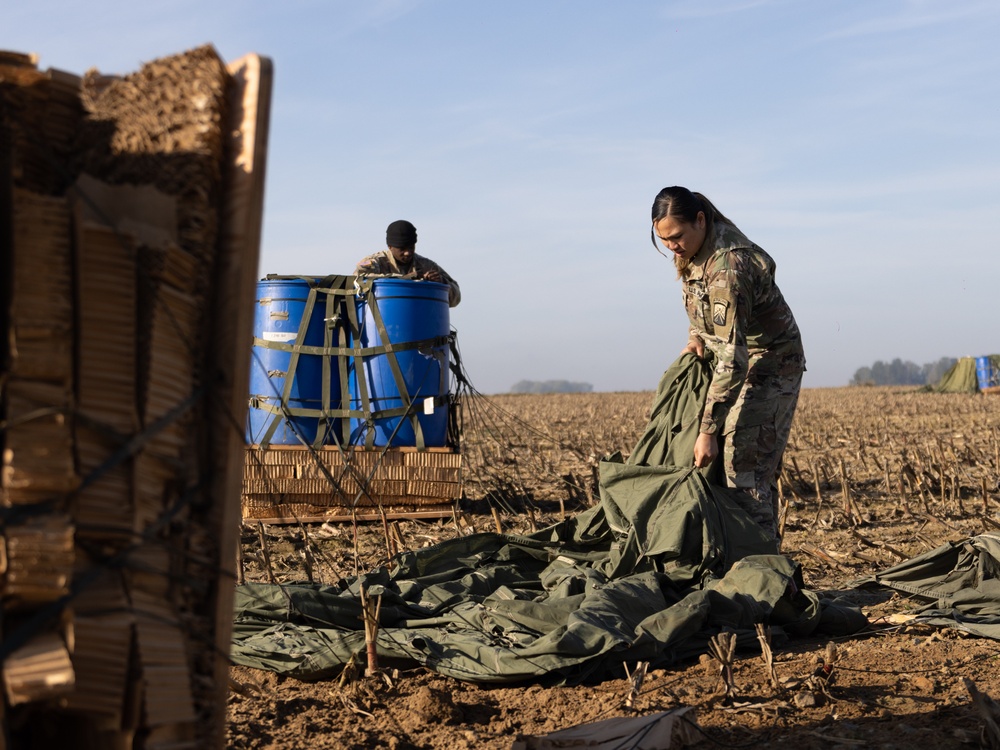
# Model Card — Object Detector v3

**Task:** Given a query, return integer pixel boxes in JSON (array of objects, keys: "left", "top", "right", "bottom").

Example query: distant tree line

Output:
[
  {"left": 510, "top": 380, "right": 594, "bottom": 394},
  {"left": 850, "top": 357, "right": 957, "bottom": 386}
]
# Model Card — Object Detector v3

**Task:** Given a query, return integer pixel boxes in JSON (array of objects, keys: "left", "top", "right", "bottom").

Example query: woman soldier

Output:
[{"left": 650, "top": 186, "right": 805, "bottom": 540}]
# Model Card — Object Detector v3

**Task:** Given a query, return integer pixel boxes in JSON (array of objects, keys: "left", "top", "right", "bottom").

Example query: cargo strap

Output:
[
  {"left": 256, "top": 277, "right": 324, "bottom": 448},
  {"left": 250, "top": 336, "right": 448, "bottom": 360},
  {"left": 353, "top": 277, "right": 426, "bottom": 451}
]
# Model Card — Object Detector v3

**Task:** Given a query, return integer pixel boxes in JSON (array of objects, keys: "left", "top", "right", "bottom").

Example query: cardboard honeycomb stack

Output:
[
  {"left": 0, "top": 45, "right": 271, "bottom": 749},
  {"left": 242, "top": 445, "right": 463, "bottom": 523}
]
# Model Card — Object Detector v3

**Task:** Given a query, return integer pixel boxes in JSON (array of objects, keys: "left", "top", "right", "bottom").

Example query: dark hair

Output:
[{"left": 649, "top": 186, "right": 736, "bottom": 248}]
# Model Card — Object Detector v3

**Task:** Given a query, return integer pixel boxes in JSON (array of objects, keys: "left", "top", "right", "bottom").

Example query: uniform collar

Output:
[
  {"left": 684, "top": 222, "right": 717, "bottom": 280},
  {"left": 384, "top": 248, "right": 415, "bottom": 275}
]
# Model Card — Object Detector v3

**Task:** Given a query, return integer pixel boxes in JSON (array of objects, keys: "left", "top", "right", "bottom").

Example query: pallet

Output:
[
  {"left": 242, "top": 503, "right": 455, "bottom": 525},
  {"left": 242, "top": 445, "right": 462, "bottom": 523}
]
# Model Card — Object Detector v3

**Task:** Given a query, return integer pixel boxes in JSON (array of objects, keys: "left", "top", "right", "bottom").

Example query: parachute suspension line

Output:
[{"left": 448, "top": 335, "right": 595, "bottom": 516}]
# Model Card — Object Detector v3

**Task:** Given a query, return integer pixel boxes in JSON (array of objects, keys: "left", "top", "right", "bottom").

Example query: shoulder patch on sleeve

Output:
[{"left": 710, "top": 288, "right": 735, "bottom": 341}]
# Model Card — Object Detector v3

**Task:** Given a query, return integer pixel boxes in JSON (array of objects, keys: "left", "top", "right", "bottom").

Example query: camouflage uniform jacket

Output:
[
  {"left": 355, "top": 249, "right": 461, "bottom": 307},
  {"left": 682, "top": 221, "right": 805, "bottom": 435}
]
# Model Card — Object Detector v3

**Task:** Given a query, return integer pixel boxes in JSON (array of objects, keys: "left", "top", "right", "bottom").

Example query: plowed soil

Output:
[{"left": 227, "top": 386, "right": 1000, "bottom": 749}]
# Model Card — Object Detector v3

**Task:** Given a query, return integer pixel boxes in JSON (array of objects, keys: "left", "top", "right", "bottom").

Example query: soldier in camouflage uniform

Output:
[
  {"left": 355, "top": 219, "right": 461, "bottom": 307},
  {"left": 650, "top": 187, "right": 805, "bottom": 540}
]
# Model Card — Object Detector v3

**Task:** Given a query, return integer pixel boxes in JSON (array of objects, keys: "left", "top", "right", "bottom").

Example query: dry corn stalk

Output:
[
  {"left": 360, "top": 583, "right": 383, "bottom": 676},
  {"left": 707, "top": 631, "right": 738, "bottom": 701},
  {"left": 966, "top": 677, "right": 1000, "bottom": 750},
  {"left": 623, "top": 661, "right": 648, "bottom": 710},
  {"left": 755, "top": 623, "right": 780, "bottom": 691}
]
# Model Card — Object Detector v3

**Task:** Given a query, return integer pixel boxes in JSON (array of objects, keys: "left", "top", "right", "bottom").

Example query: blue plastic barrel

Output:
[
  {"left": 976, "top": 356, "right": 996, "bottom": 391},
  {"left": 246, "top": 278, "right": 340, "bottom": 445},
  {"left": 351, "top": 279, "right": 450, "bottom": 447}
]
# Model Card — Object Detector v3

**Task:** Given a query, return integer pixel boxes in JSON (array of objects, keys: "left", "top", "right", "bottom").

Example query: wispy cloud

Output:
[
  {"left": 294, "top": 0, "right": 425, "bottom": 42},
  {"left": 820, "top": 0, "right": 1000, "bottom": 41}
]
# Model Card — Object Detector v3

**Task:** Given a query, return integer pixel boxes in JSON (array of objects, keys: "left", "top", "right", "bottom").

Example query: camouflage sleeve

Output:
[
  {"left": 355, "top": 252, "right": 384, "bottom": 276},
  {"left": 443, "top": 273, "right": 461, "bottom": 308},
  {"left": 418, "top": 258, "right": 461, "bottom": 308},
  {"left": 699, "top": 258, "right": 753, "bottom": 434}
]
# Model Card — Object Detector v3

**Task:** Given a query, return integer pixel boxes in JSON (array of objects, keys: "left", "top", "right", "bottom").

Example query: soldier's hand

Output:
[
  {"left": 422, "top": 270, "right": 443, "bottom": 282},
  {"left": 681, "top": 338, "right": 705, "bottom": 358},
  {"left": 693, "top": 432, "right": 718, "bottom": 468}
]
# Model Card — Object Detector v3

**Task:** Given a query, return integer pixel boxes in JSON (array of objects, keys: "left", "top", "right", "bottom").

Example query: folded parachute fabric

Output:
[
  {"left": 231, "top": 354, "right": 867, "bottom": 682},
  {"left": 859, "top": 533, "right": 1000, "bottom": 640}
]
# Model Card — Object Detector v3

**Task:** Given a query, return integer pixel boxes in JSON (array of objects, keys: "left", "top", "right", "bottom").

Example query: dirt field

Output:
[{"left": 227, "top": 386, "right": 1000, "bottom": 749}]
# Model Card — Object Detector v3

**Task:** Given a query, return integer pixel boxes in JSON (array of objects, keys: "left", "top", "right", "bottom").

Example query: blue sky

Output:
[{"left": 8, "top": 1, "right": 1000, "bottom": 393}]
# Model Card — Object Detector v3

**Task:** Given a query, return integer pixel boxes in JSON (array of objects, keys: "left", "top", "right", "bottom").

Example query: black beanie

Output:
[{"left": 386, "top": 220, "right": 418, "bottom": 247}]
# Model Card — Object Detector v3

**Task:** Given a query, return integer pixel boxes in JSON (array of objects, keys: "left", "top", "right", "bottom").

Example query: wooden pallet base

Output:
[
  {"left": 244, "top": 502, "right": 455, "bottom": 525},
  {"left": 242, "top": 445, "right": 462, "bottom": 524}
]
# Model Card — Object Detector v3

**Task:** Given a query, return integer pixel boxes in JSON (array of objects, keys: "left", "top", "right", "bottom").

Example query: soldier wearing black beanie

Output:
[{"left": 355, "top": 220, "right": 461, "bottom": 307}]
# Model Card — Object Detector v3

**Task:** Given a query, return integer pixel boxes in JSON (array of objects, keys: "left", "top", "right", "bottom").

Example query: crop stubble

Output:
[{"left": 229, "top": 386, "right": 1000, "bottom": 749}]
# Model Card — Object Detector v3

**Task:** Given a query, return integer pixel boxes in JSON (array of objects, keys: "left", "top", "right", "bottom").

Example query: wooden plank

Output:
[
  {"left": 250, "top": 507, "right": 454, "bottom": 525},
  {"left": 247, "top": 445, "right": 458, "bottom": 455},
  {"left": 206, "top": 52, "right": 273, "bottom": 749},
  {"left": 242, "top": 493, "right": 456, "bottom": 509}
]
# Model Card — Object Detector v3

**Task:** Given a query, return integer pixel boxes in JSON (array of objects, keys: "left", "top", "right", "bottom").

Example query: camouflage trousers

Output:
[{"left": 719, "top": 369, "right": 802, "bottom": 540}]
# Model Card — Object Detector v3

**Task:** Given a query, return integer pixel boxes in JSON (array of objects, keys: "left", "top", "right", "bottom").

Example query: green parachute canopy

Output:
[{"left": 927, "top": 355, "right": 1000, "bottom": 393}]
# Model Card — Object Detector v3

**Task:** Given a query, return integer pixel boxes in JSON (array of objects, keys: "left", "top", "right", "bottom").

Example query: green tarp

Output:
[
  {"left": 231, "top": 354, "right": 867, "bottom": 683},
  {"left": 927, "top": 354, "right": 1000, "bottom": 393}
]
